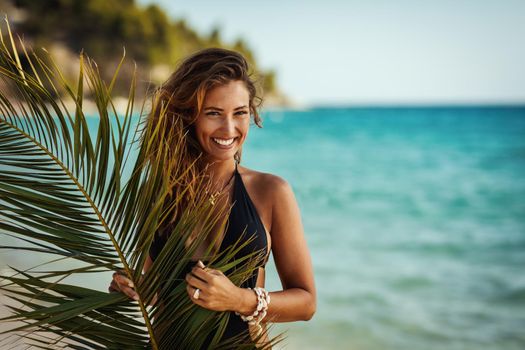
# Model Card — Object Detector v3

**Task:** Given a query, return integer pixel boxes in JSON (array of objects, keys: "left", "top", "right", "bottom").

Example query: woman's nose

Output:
[{"left": 221, "top": 115, "right": 236, "bottom": 134}]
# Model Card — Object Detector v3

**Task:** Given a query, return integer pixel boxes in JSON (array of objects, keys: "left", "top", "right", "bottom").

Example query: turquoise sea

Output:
[
  {"left": 246, "top": 106, "right": 525, "bottom": 350},
  {"left": 2, "top": 106, "right": 525, "bottom": 349}
]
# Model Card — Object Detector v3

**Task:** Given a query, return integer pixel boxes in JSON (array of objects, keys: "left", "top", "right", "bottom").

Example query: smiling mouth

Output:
[{"left": 212, "top": 137, "right": 236, "bottom": 146}]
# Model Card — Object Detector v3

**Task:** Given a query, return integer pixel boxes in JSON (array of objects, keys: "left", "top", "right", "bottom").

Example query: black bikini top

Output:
[
  {"left": 149, "top": 162, "right": 269, "bottom": 286},
  {"left": 218, "top": 161, "right": 269, "bottom": 267}
]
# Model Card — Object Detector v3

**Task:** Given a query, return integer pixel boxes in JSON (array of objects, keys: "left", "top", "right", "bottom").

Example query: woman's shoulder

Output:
[
  {"left": 237, "top": 165, "right": 292, "bottom": 198},
  {"left": 238, "top": 166, "right": 299, "bottom": 234}
]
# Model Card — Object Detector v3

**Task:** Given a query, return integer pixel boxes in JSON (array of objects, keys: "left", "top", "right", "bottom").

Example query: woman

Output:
[{"left": 109, "top": 48, "right": 316, "bottom": 348}]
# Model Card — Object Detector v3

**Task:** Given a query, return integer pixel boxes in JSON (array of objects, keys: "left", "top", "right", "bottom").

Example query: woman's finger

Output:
[
  {"left": 108, "top": 280, "right": 120, "bottom": 293},
  {"left": 185, "top": 272, "right": 208, "bottom": 290},
  {"left": 118, "top": 275, "right": 134, "bottom": 288},
  {"left": 206, "top": 268, "right": 222, "bottom": 276},
  {"left": 110, "top": 272, "right": 138, "bottom": 300},
  {"left": 114, "top": 274, "right": 134, "bottom": 288},
  {"left": 186, "top": 283, "right": 205, "bottom": 302},
  {"left": 185, "top": 273, "right": 208, "bottom": 290},
  {"left": 109, "top": 280, "right": 138, "bottom": 301},
  {"left": 120, "top": 286, "right": 139, "bottom": 301},
  {"left": 190, "top": 267, "right": 211, "bottom": 282},
  {"left": 196, "top": 260, "right": 216, "bottom": 274},
  {"left": 109, "top": 272, "right": 122, "bottom": 292}
]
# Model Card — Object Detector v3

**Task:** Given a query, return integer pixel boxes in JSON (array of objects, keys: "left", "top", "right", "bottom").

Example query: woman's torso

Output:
[{"left": 149, "top": 163, "right": 273, "bottom": 347}]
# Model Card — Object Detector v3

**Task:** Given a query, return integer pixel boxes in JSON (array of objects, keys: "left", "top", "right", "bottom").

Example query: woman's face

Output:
[{"left": 195, "top": 80, "right": 251, "bottom": 162}]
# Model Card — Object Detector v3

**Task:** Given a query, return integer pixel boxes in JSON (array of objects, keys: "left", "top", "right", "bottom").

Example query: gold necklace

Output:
[{"left": 206, "top": 169, "right": 235, "bottom": 206}]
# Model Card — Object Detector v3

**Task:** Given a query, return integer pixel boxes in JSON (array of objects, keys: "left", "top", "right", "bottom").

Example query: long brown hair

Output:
[{"left": 141, "top": 47, "right": 263, "bottom": 233}]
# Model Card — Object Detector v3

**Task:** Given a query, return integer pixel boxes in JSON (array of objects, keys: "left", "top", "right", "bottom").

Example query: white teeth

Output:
[{"left": 212, "top": 137, "right": 235, "bottom": 146}]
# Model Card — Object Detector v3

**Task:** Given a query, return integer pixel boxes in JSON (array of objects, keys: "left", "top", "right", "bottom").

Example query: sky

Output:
[{"left": 137, "top": 0, "right": 525, "bottom": 106}]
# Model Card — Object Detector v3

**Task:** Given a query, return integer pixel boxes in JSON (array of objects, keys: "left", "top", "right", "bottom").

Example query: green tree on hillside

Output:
[{"left": 2, "top": 0, "right": 281, "bottom": 100}]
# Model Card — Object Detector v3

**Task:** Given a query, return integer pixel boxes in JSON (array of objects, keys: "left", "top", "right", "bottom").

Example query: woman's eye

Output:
[{"left": 205, "top": 111, "right": 247, "bottom": 117}]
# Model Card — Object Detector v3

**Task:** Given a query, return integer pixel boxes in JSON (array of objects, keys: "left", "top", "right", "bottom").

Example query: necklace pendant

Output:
[
  {"left": 206, "top": 170, "right": 235, "bottom": 206},
  {"left": 209, "top": 191, "right": 220, "bottom": 206}
]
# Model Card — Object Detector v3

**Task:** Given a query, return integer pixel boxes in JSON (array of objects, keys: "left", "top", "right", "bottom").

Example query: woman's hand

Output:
[
  {"left": 185, "top": 260, "right": 241, "bottom": 312},
  {"left": 109, "top": 270, "right": 139, "bottom": 301}
]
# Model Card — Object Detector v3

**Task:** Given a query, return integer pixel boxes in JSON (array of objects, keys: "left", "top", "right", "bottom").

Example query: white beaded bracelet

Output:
[{"left": 235, "top": 287, "right": 271, "bottom": 334}]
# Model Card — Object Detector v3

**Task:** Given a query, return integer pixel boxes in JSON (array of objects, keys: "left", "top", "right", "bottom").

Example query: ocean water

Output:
[
  {"left": 242, "top": 106, "right": 525, "bottom": 350},
  {"left": 2, "top": 106, "right": 525, "bottom": 349}
]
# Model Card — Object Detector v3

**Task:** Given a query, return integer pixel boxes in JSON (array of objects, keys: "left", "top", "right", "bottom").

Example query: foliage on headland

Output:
[{"left": 0, "top": 0, "right": 287, "bottom": 105}]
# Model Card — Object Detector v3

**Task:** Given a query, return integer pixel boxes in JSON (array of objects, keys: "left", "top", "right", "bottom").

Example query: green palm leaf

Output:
[{"left": 0, "top": 18, "right": 283, "bottom": 349}]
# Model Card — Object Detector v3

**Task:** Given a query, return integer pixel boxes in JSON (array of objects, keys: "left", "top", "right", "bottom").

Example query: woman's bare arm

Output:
[{"left": 237, "top": 176, "right": 317, "bottom": 322}]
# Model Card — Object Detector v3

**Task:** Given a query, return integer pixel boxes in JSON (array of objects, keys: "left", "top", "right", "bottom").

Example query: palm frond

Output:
[{"left": 0, "top": 17, "right": 283, "bottom": 349}]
